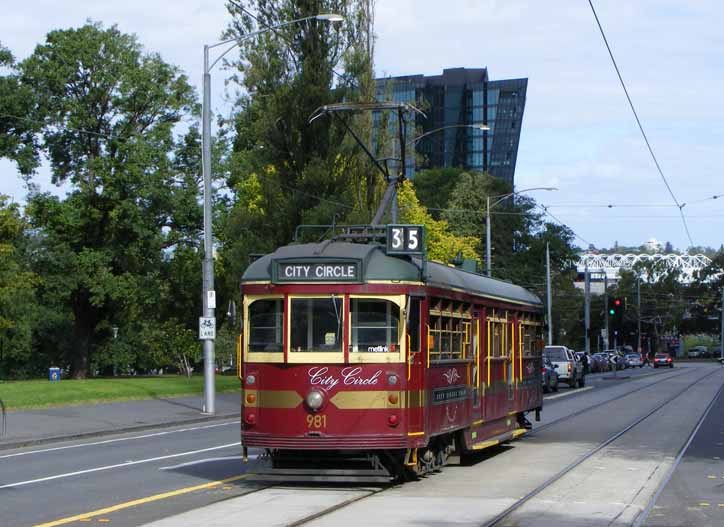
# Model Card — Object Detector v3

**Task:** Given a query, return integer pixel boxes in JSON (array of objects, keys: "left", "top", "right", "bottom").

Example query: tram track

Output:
[
  {"left": 535, "top": 367, "right": 694, "bottom": 434},
  {"left": 281, "top": 368, "right": 699, "bottom": 527},
  {"left": 480, "top": 366, "right": 722, "bottom": 527}
]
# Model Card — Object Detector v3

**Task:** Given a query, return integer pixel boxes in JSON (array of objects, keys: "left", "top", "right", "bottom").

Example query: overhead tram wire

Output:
[
  {"left": 538, "top": 203, "right": 593, "bottom": 247},
  {"left": 587, "top": 0, "right": 694, "bottom": 248}
]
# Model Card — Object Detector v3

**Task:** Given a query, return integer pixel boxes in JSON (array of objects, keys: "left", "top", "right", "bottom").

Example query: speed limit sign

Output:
[{"left": 386, "top": 225, "right": 424, "bottom": 255}]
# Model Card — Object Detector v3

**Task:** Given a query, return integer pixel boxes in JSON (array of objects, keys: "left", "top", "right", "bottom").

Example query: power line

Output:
[
  {"left": 538, "top": 203, "right": 593, "bottom": 246},
  {"left": 587, "top": 0, "right": 694, "bottom": 248}
]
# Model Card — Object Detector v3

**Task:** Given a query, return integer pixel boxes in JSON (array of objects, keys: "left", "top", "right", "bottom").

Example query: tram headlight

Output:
[
  {"left": 245, "top": 374, "right": 256, "bottom": 386},
  {"left": 305, "top": 390, "right": 325, "bottom": 411},
  {"left": 387, "top": 374, "right": 399, "bottom": 386}
]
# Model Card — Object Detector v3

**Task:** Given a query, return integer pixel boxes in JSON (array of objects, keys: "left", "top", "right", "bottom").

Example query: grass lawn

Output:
[{"left": 0, "top": 375, "right": 240, "bottom": 411}]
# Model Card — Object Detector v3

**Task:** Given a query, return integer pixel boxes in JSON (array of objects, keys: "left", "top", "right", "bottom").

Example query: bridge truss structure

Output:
[{"left": 576, "top": 253, "right": 714, "bottom": 284}]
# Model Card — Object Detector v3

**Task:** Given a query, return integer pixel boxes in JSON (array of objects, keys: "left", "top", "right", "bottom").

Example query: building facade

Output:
[{"left": 375, "top": 68, "right": 527, "bottom": 185}]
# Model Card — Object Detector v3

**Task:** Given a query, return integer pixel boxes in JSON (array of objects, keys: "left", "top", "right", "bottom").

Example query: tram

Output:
[{"left": 238, "top": 224, "right": 545, "bottom": 482}]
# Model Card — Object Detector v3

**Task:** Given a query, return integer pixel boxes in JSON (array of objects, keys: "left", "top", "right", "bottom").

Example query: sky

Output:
[{"left": 1, "top": 0, "right": 723, "bottom": 252}]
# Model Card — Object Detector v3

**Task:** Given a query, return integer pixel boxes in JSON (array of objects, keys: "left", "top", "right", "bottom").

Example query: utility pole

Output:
[
  {"left": 546, "top": 242, "right": 552, "bottom": 345},
  {"left": 486, "top": 196, "right": 492, "bottom": 277},
  {"left": 720, "top": 288, "right": 723, "bottom": 364},
  {"left": 584, "top": 263, "right": 590, "bottom": 355},
  {"left": 604, "top": 273, "right": 609, "bottom": 350},
  {"left": 637, "top": 276, "right": 642, "bottom": 356}
]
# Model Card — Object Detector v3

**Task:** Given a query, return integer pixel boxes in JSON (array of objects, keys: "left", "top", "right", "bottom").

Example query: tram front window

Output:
[
  {"left": 350, "top": 299, "right": 400, "bottom": 353},
  {"left": 248, "top": 299, "right": 283, "bottom": 352},
  {"left": 291, "top": 297, "right": 343, "bottom": 352}
]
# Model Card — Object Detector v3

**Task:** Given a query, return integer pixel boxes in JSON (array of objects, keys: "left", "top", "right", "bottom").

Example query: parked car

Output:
[
  {"left": 688, "top": 345, "right": 708, "bottom": 358},
  {"left": 625, "top": 353, "right": 644, "bottom": 368},
  {"left": 541, "top": 357, "right": 559, "bottom": 393},
  {"left": 543, "top": 345, "right": 585, "bottom": 388},
  {"left": 654, "top": 353, "right": 674, "bottom": 368},
  {"left": 591, "top": 352, "right": 610, "bottom": 372}
]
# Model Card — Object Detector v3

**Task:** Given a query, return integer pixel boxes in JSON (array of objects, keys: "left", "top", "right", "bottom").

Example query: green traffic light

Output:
[{"left": 609, "top": 309, "right": 615, "bottom": 315}]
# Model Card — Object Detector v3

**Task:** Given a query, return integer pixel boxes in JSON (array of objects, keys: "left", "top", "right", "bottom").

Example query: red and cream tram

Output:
[{"left": 238, "top": 226, "right": 545, "bottom": 481}]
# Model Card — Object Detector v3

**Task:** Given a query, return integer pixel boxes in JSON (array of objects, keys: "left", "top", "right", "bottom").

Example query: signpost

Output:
[{"left": 199, "top": 317, "right": 216, "bottom": 340}]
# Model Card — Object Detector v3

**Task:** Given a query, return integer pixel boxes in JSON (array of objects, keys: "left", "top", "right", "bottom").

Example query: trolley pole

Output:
[
  {"left": 584, "top": 263, "right": 590, "bottom": 355},
  {"left": 546, "top": 242, "right": 552, "bottom": 345}
]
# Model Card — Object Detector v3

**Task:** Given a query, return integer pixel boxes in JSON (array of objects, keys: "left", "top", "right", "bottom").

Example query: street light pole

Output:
[
  {"left": 200, "top": 13, "right": 343, "bottom": 415},
  {"left": 484, "top": 187, "right": 557, "bottom": 278}
]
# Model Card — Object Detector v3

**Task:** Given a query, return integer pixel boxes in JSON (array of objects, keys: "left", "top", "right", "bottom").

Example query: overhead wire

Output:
[{"left": 587, "top": 0, "right": 694, "bottom": 248}]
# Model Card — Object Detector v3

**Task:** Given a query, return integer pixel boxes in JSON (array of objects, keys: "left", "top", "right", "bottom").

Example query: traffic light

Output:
[{"left": 609, "top": 297, "right": 623, "bottom": 317}]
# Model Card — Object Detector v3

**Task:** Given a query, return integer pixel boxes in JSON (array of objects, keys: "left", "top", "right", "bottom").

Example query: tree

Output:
[
  {"left": 220, "top": 0, "right": 381, "bottom": 295},
  {"left": 411, "top": 168, "right": 467, "bottom": 218},
  {"left": 396, "top": 181, "right": 478, "bottom": 263},
  {"left": 0, "top": 196, "right": 38, "bottom": 377},
  {"left": 6, "top": 23, "right": 197, "bottom": 378}
]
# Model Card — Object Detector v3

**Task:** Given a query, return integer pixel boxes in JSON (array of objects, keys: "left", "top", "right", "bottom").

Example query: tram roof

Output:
[{"left": 242, "top": 242, "right": 542, "bottom": 307}]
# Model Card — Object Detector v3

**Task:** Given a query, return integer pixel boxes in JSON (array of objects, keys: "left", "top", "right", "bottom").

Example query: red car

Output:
[{"left": 653, "top": 353, "right": 673, "bottom": 368}]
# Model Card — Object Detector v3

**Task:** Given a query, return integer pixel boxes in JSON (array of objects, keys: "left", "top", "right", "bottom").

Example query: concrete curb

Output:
[{"left": 0, "top": 412, "right": 239, "bottom": 453}]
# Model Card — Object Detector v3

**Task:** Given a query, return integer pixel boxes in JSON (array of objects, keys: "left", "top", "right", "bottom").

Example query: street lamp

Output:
[
  {"left": 485, "top": 187, "right": 557, "bottom": 277},
  {"left": 200, "top": 13, "right": 343, "bottom": 415}
]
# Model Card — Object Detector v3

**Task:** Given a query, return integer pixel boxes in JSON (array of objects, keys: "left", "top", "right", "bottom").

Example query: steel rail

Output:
[
  {"left": 631, "top": 376, "right": 724, "bottom": 526},
  {"left": 481, "top": 367, "right": 721, "bottom": 527},
  {"left": 285, "top": 369, "right": 693, "bottom": 526},
  {"left": 534, "top": 367, "right": 693, "bottom": 434}
]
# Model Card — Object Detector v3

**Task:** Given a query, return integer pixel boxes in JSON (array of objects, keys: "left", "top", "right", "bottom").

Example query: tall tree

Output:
[
  {"left": 220, "top": 0, "right": 380, "bottom": 294},
  {"left": 7, "top": 23, "right": 196, "bottom": 378},
  {"left": 0, "top": 196, "right": 38, "bottom": 377}
]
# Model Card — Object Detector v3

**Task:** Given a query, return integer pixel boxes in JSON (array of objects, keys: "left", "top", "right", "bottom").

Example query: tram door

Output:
[
  {"left": 406, "top": 297, "right": 424, "bottom": 432},
  {"left": 471, "top": 309, "right": 483, "bottom": 424},
  {"left": 506, "top": 315, "right": 516, "bottom": 410}
]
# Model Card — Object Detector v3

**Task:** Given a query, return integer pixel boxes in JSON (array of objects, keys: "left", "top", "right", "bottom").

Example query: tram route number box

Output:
[{"left": 386, "top": 224, "right": 424, "bottom": 255}]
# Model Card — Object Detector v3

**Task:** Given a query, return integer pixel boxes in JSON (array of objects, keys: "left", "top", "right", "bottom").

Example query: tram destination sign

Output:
[{"left": 274, "top": 260, "right": 361, "bottom": 283}]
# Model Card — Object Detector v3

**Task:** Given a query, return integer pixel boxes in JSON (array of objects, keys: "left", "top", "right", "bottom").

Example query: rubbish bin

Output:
[{"left": 48, "top": 367, "right": 61, "bottom": 382}]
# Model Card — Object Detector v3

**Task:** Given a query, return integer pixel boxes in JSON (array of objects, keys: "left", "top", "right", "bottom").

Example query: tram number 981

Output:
[
  {"left": 306, "top": 414, "right": 328, "bottom": 429},
  {"left": 386, "top": 224, "right": 424, "bottom": 255}
]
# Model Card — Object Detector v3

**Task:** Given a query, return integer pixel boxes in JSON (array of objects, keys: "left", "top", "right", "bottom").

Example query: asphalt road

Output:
[{"left": 0, "top": 363, "right": 717, "bottom": 527}]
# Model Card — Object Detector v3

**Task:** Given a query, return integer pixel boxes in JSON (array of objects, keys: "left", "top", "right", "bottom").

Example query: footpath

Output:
[{"left": 0, "top": 392, "right": 240, "bottom": 451}]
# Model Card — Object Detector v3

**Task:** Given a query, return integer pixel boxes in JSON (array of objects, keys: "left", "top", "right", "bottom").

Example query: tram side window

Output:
[
  {"left": 491, "top": 322, "right": 504, "bottom": 357},
  {"left": 291, "top": 297, "right": 343, "bottom": 352},
  {"left": 429, "top": 299, "right": 472, "bottom": 361},
  {"left": 349, "top": 299, "right": 400, "bottom": 353},
  {"left": 522, "top": 322, "right": 542, "bottom": 356},
  {"left": 249, "top": 299, "right": 283, "bottom": 352}
]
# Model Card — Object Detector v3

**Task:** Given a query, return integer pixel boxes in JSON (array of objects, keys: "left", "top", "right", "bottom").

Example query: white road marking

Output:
[
  {"left": 544, "top": 386, "right": 594, "bottom": 400},
  {"left": 0, "top": 420, "right": 239, "bottom": 459},
  {"left": 160, "top": 455, "right": 257, "bottom": 470},
  {"left": 0, "top": 442, "right": 240, "bottom": 489}
]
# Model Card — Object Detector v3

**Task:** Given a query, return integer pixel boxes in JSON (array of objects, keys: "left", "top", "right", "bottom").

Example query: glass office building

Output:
[{"left": 374, "top": 68, "right": 527, "bottom": 185}]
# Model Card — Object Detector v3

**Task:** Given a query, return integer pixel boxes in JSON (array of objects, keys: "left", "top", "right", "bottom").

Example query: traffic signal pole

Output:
[
  {"left": 604, "top": 274, "right": 609, "bottom": 349},
  {"left": 584, "top": 263, "right": 590, "bottom": 355}
]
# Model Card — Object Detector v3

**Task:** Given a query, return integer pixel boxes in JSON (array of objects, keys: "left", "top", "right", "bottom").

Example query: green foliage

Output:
[
  {"left": 219, "top": 0, "right": 380, "bottom": 296},
  {"left": 397, "top": 181, "right": 478, "bottom": 263},
  {"left": 6, "top": 23, "right": 197, "bottom": 378},
  {"left": 0, "top": 196, "right": 39, "bottom": 378},
  {"left": 412, "top": 167, "right": 468, "bottom": 218}
]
